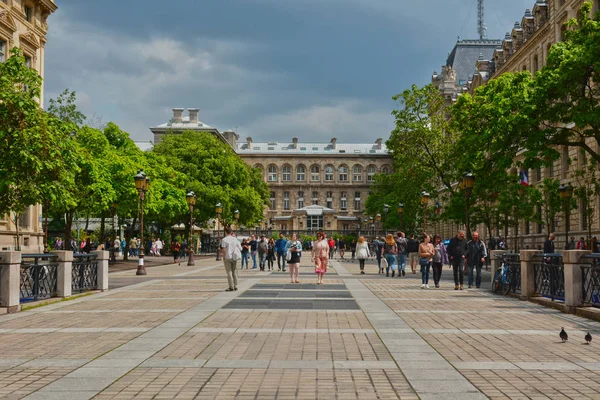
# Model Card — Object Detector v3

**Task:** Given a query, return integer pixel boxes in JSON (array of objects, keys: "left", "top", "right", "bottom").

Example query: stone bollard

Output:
[
  {"left": 490, "top": 250, "right": 507, "bottom": 285},
  {"left": 93, "top": 250, "right": 109, "bottom": 291},
  {"left": 53, "top": 251, "right": 73, "bottom": 298},
  {"left": 0, "top": 251, "right": 22, "bottom": 313},
  {"left": 519, "top": 250, "right": 539, "bottom": 300},
  {"left": 563, "top": 250, "right": 592, "bottom": 311}
]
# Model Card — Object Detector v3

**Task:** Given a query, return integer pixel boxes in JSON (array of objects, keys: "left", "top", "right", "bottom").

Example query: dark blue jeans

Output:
[
  {"left": 468, "top": 263, "right": 482, "bottom": 287},
  {"left": 421, "top": 262, "right": 431, "bottom": 284}
]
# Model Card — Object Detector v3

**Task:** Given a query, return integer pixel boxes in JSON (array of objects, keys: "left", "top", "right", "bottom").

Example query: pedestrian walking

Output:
[
  {"left": 383, "top": 234, "right": 398, "bottom": 277},
  {"left": 577, "top": 236, "right": 587, "bottom": 250},
  {"left": 312, "top": 231, "right": 329, "bottom": 285},
  {"left": 467, "top": 231, "right": 487, "bottom": 288},
  {"left": 328, "top": 237, "right": 335, "bottom": 260},
  {"left": 155, "top": 238, "right": 163, "bottom": 256},
  {"left": 448, "top": 230, "right": 468, "bottom": 290},
  {"left": 338, "top": 238, "right": 346, "bottom": 260},
  {"left": 287, "top": 233, "right": 302, "bottom": 283},
  {"left": 407, "top": 235, "right": 419, "bottom": 274},
  {"left": 395, "top": 231, "right": 408, "bottom": 276},
  {"left": 241, "top": 239, "right": 250, "bottom": 269},
  {"left": 419, "top": 234, "right": 435, "bottom": 289},
  {"left": 221, "top": 227, "right": 242, "bottom": 291},
  {"left": 172, "top": 240, "right": 181, "bottom": 264},
  {"left": 249, "top": 235, "right": 258, "bottom": 269},
  {"left": 275, "top": 233, "right": 288, "bottom": 271},
  {"left": 350, "top": 240, "right": 357, "bottom": 261},
  {"left": 267, "top": 238, "right": 276, "bottom": 270},
  {"left": 432, "top": 235, "right": 448, "bottom": 288},
  {"left": 258, "top": 235, "right": 268, "bottom": 271},
  {"left": 374, "top": 237, "right": 384, "bottom": 273},
  {"left": 355, "top": 236, "right": 371, "bottom": 274}
]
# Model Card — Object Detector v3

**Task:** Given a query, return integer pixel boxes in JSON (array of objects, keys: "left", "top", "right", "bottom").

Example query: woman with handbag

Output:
[
  {"left": 266, "top": 238, "right": 275, "bottom": 271},
  {"left": 355, "top": 236, "right": 371, "bottom": 274},
  {"left": 383, "top": 234, "right": 398, "bottom": 277},
  {"left": 311, "top": 231, "right": 329, "bottom": 285},
  {"left": 419, "top": 234, "right": 435, "bottom": 289},
  {"left": 287, "top": 233, "right": 302, "bottom": 283},
  {"left": 432, "top": 234, "right": 448, "bottom": 288}
]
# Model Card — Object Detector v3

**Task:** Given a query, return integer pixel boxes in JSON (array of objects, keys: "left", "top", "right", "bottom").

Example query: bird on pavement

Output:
[
  {"left": 585, "top": 332, "right": 592, "bottom": 344},
  {"left": 560, "top": 327, "right": 568, "bottom": 343}
]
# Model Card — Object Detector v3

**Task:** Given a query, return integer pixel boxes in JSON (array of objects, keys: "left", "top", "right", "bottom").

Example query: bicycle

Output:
[{"left": 492, "top": 256, "right": 512, "bottom": 295}]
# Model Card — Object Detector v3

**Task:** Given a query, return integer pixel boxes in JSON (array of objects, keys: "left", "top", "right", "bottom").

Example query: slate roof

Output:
[
  {"left": 446, "top": 39, "right": 502, "bottom": 85},
  {"left": 236, "top": 142, "right": 388, "bottom": 155}
]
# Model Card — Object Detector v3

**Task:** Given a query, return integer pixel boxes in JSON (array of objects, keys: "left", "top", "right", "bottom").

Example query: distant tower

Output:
[{"left": 478, "top": 0, "right": 487, "bottom": 40}]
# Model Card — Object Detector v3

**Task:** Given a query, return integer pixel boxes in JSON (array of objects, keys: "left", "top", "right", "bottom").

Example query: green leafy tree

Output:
[{"left": 571, "top": 155, "right": 600, "bottom": 245}]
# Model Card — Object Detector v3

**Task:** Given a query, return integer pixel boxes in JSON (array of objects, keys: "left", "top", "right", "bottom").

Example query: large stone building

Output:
[
  {"left": 434, "top": 0, "right": 600, "bottom": 249},
  {"left": 0, "top": 0, "right": 57, "bottom": 251},
  {"left": 150, "top": 108, "right": 393, "bottom": 232}
]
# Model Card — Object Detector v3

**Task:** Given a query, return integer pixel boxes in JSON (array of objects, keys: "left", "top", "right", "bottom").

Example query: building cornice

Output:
[{"left": 493, "top": 21, "right": 552, "bottom": 77}]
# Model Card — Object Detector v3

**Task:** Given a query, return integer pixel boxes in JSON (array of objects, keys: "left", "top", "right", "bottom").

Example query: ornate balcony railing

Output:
[
  {"left": 72, "top": 253, "right": 98, "bottom": 293},
  {"left": 20, "top": 254, "right": 59, "bottom": 303},
  {"left": 533, "top": 254, "right": 564, "bottom": 301},
  {"left": 581, "top": 254, "right": 600, "bottom": 307}
]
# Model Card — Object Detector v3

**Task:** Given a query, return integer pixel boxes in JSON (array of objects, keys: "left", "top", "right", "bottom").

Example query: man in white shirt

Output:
[
  {"left": 155, "top": 238, "right": 163, "bottom": 256},
  {"left": 221, "top": 227, "right": 242, "bottom": 291}
]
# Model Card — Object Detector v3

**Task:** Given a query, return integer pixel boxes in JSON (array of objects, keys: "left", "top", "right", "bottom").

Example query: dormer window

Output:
[{"left": 24, "top": 5, "right": 32, "bottom": 22}]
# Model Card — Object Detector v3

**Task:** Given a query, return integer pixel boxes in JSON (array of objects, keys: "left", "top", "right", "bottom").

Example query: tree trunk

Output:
[
  {"left": 13, "top": 212, "right": 21, "bottom": 251},
  {"left": 84, "top": 210, "right": 90, "bottom": 232},
  {"left": 123, "top": 216, "right": 138, "bottom": 262},
  {"left": 65, "top": 211, "right": 74, "bottom": 251},
  {"left": 99, "top": 210, "right": 106, "bottom": 244}
]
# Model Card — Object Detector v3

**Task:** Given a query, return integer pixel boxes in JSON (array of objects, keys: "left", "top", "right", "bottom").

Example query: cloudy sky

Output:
[{"left": 44, "top": 0, "right": 535, "bottom": 143}]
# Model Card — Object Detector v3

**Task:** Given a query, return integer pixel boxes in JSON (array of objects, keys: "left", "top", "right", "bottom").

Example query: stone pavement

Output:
[{"left": 1, "top": 257, "right": 600, "bottom": 399}]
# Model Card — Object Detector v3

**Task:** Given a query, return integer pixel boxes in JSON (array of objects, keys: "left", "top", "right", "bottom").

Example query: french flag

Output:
[
  {"left": 435, "top": 201, "right": 441, "bottom": 213},
  {"left": 519, "top": 170, "right": 529, "bottom": 187}
]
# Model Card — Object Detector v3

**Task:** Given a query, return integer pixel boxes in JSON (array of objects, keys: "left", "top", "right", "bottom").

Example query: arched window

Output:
[
  {"left": 324, "top": 165, "right": 334, "bottom": 181},
  {"left": 296, "top": 165, "right": 306, "bottom": 181},
  {"left": 352, "top": 165, "right": 363, "bottom": 182},
  {"left": 381, "top": 165, "right": 390, "bottom": 175},
  {"left": 254, "top": 164, "right": 265, "bottom": 181},
  {"left": 367, "top": 165, "right": 377, "bottom": 182},
  {"left": 338, "top": 165, "right": 349, "bottom": 182},
  {"left": 533, "top": 54, "right": 539, "bottom": 72},
  {"left": 311, "top": 165, "right": 320, "bottom": 182},
  {"left": 282, "top": 165, "right": 292, "bottom": 182},
  {"left": 268, "top": 165, "right": 278, "bottom": 182}
]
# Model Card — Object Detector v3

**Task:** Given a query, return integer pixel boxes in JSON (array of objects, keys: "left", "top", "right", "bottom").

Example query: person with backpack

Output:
[
  {"left": 395, "top": 231, "right": 408, "bottom": 277},
  {"left": 257, "top": 235, "right": 268, "bottom": 271},
  {"left": 221, "top": 227, "right": 242, "bottom": 291},
  {"left": 374, "top": 237, "right": 384, "bottom": 274},
  {"left": 275, "top": 233, "right": 288, "bottom": 271},
  {"left": 448, "top": 230, "right": 469, "bottom": 290},
  {"left": 383, "top": 234, "right": 398, "bottom": 277},
  {"left": 407, "top": 235, "right": 420, "bottom": 274},
  {"left": 338, "top": 238, "right": 346, "bottom": 261}
]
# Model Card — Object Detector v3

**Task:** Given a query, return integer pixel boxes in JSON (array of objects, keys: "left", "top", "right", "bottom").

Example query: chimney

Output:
[
  {"left": 330, "top": 137, "right": 337, "bottom": 149},
  {"left": 246, "top": 137, "right": 253, "bottom": 148},
  {"left": 172, "top": 108, "right": 184, "bottom": 123},
  {"left": 292, "top": 137, "right": 298, "bottom": 149},
  {"left": 375, "top": 138, "right": 383, "bottom": 150},
  {"left": 222, "top": 130, "right": 239, "bottom": 149},
  {"left": 188, "top": 108, "right": 199, "bottom": 124}
]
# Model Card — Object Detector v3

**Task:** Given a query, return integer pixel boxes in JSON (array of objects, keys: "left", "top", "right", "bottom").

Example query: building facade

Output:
[{"left": 0, "top": 0, "right": 57, "bottom": 251}]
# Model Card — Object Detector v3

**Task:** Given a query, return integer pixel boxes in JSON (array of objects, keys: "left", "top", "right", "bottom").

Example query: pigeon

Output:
[
  {"left": 560, "top": 327, "right": 568, "bottom": 343},
  {"left": 585, "top": 332, "right": 592, "bottom": 344}
]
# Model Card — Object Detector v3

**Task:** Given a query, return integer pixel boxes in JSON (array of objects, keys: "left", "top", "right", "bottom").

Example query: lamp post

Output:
[
  {"left": 375, "top": 213, "right": 382, "bottom": 237},
  {"left": 134, "top": 171, "right": 150, "bottom": 275},
  {"left": 383, "top": 204, "right": 389, "bottom": 236},
  {"left": 234, "top": 209, "right": 240, "bottom": 227},
  {"left": 110, "top": 202, "right": 118, "bottom": 264},
  {"left": 462, "top": 172, "right": 475, "bottom": 240},
  {"left": 397, "top": 203, "right": 404, "bottom": 231},
  {"left": 186, "top": 191, "right": 196, "bottom": 266},
  {"left": 560, "top": 184, "right": 573, "bottom": 250},
  {"left": 215, "top": 202, "right": 223, "bottom": 261},
  {"left": 421, "top": 191, "right": 430, "bottom": 233}
]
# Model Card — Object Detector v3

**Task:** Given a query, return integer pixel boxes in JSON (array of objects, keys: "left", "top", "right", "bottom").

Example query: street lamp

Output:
[
  {"left": 383, "top": 204, "right": 389, "bottom": 236},
  {"left": 397, "top": 203, "right": 405, "bottom": 231},
  {"left": 134, "top": 171, "right": 150, "bottom": 275},
  {"left": 560, "top": 184, "right": 573, "bottom": 250},
  {"left": 462, "top": 172, "right": 475, "bottom": 239},
  {"left": 234, "top": 209, "right": 240, "bottom": 227},
  {"left": 110, "top": 202, "right": 118, "bottom": 264},
  {"left": 421, "top": 191, "right": 430, "bottom": 233},
  {"left": 215, "top": 202, "right": 223, "bottom": 261},
  {"left": 186, "top": 191, "right": 196, "bottom": 266}
]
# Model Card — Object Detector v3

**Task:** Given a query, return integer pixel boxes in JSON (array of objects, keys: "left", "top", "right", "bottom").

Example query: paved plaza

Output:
[{"left": 1, "top": 258, "right": 600, "bottom": 400}]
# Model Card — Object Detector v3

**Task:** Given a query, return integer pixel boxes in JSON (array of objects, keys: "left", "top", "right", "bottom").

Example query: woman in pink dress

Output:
[{"left": 311, "top": 231, "right": 329, "bottom": 285}]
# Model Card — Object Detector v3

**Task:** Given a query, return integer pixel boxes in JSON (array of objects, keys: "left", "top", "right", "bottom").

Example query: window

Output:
[
  {"left": 367, "top": 165, "right": 376, "bottom": 182},
  {"left": 324, "top": 165, "right": 334, "bottom": 181},
  {"left": 338, "top": 165, "right": 348, "bottom": 182},
  {"left": 312, "top": 191, "right": 319, "bottom": 205},
  {"left": 561, "top": 147, "right": 569, "bottom": 179},
  {"left": 307, "top": 215, "right": 323, "bottom": 230},
  {"left": 354, "top": 192, "right": 361, "bottom": 210},
  {"left": 326, "top": 192, "right": 333, "bottom": 209},
  {"left": 311, "top": 165, "right": 320, "bottom": 182},
  {"left": 268, "top": 165, "right": 278, "bottom": 182},
  {"left": 581, "top": 198, "right": 588, "bottom": 231},
  {"left": 24, "top": 5, "right": 32, "bottom": 22},
  {"left": 537, "top": 205, "right": 543, "bottom": 234},
  {"left": 381, "top": 165, "right": 390, "bottom": 174},
  {"left": 343, "top": 224, "right": 349, "bottom": 231},
  {"left": 282, "top": 165, "right": 291, "bottom": 182},
  {"left": 296, "top": 165, "right": 306, "bottom": 181},
  {"left": 340, "top": 191, "right": 347, "bottom": 211},
  {"left": 270, "top": 192, "right": 276, "bottom": 209},
  {"left": 533, "top": 55, "right": 539, "bottom": 73},
  {"left": 283, "top": 191, "right": 290, "bottom": 211},
  {"left": 535, "top": 167, "right": 542, "bottom": 182},
  {"left": 353, "top": 165, "right": 363, "bottom": 182},
  {"left": 18, "top": 207, "right": 30, "bottom": 228},
  {"left": 298, "top": 191, "right": 304, "bottom": 209},
  {"left": 0, "top": 40, "right": 5, "bottom": 63},
  {"left": 24, "top": 55, "right": 32, "bottom": 68}
]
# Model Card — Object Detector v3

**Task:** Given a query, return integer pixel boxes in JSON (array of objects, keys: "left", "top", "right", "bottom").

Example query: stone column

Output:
[
  {"left": 520, "top": 250, "right": 539, "bottom": 300},
  {"left": 490, "top": 250, "right": 506, "bottom": 285},
  {"left": 93, "top": 250, "right": 109, "bottom": 291},
  {"left": 0, "top": 251, "right": 21, "bottom": 313},
  {"left": 563, "top": 250, "right": 592, "bottom": 310},
  {"left": 53, "top": 251, "right": 73, "bottom": 298}
]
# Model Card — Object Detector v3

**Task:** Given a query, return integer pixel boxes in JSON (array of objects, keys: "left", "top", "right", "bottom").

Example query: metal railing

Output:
[
  {"left": 72, "top": 253, "right": 99, "bottom": 293},
  {"left": 581, "top": 254, "right": 600, "bottom": 307},
  {"left": 503, "top": 253, "right": 521, "bottom": 294},
  {"left": 533, "top": 253, "right": 564, "bottom": 301},
  {"left": 20, "top": 254, "right": 59, "bottom": 303}
]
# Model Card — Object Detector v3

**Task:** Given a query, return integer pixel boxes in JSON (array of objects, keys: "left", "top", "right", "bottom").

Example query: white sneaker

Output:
[
  {"left": 421, "top": 284, "right": 425, "bottom": 289},
  {"left": 426, "top": 284, "right": 430, "bottom": 289}
]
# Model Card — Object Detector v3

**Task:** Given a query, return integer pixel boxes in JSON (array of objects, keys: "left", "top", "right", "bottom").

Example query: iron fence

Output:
[
  {"left": 503, "top": 253, "right": 521, "bottom": 294},
  {"left": 581, "top": 254, "right": 600, "bottom": 307},
  {"left": 20, "top": 254, "right": 59, "bottom": 303},
  {"left": 533, "top": 253, "right": 564, "bottom": 301},
  {"left": 72, "top": 253, "right": 99, "bottom": 293}
]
